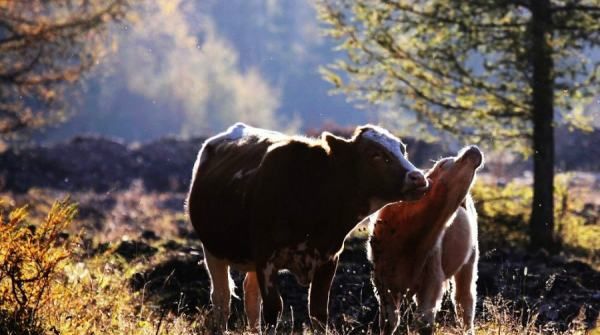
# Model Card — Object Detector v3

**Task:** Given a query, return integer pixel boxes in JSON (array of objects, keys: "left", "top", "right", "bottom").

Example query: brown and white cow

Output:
[
  {"left": 186, "top": 122, "right": 429, "bottom": 333},
  {"left": 369, "top": 146, "right": 483, "bottom": 335}
]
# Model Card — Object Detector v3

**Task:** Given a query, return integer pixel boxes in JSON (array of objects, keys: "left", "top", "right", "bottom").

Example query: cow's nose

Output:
[{"left": 407, "top": 170, "right": 428, "bottom": 188}]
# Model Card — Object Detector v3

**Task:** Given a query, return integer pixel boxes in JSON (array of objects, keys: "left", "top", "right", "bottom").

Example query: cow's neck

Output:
[{"left": 311, "top": 155, "right": 369, "bottom": 254}]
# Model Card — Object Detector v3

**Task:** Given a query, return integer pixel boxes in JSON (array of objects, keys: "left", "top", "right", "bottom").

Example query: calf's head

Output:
[
  {"left": 323, "top": 125, "right": 429, "bottom": 205},
  {"left": 426, "top": 145, "right": 484, "bottom": 212}
]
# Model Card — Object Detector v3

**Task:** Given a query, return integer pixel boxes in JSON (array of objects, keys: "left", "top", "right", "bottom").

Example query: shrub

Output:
[
  {"left": 0, "top": 198, "right": 203, "bottom": 335},
  {"left": 472, "top": 174, "right": 599, "bottom": 262},
  {"left": 0, "top": 199, "right": 76, "bottom": 334}
]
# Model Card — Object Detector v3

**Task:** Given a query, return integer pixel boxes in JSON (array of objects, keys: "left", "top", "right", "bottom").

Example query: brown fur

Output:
[
  {"left": 370, "top": 146, "right": 483, "bottom": 335},
  {"left": 186, "top": 123, "right": 429, "bottom": 333}
]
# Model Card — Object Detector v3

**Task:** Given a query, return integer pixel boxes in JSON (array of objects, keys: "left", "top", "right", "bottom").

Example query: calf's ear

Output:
[{"left": 322, "top": 132, "right": 351, "bottom": 153}]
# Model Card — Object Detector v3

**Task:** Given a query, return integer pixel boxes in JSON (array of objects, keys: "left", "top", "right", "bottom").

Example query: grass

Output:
[{"left": 0, "top": 172, "right": 598, "bottom": 334}]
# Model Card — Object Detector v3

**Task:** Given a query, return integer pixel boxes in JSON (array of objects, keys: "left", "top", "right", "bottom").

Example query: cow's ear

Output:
[{"left": 323, "top": 132, "right": 351, "bottom": 153}]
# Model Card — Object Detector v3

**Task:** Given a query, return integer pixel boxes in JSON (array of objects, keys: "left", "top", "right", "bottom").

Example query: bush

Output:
[
  {"left": 0, "top": 199, "right": 76, "bottom": 334},
  {"left": 472, "top": 174, "right": 600, "bottom": 262},
  {"left": 0, "top": 198, "right": 202, "bottom": 335}
]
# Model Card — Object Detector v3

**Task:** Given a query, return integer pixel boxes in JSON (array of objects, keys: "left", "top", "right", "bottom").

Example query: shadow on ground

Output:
[{"left": 125, "top": 236, "right": 599, "bottom": 333}]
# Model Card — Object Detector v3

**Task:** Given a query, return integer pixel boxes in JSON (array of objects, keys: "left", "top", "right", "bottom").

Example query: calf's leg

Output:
[
  {"left": 415, "top": 255, "right": 444, "bottom": 335},
  {"left": 244, "top": 272, "right": 262, "bottom": 332},
  {"left": 454, "top": 251, "right": 477, "bottom": 334},
  {"left": 373, "top": 275, "right": 400, "bottom": 335},
  {"left": 308, "top": 257, "right": 338, "bottom": 334},
  {"left": 257, "top": 261, "right": 283, "bottom": 333},
  {"left": 204, "top": 250, "right": 232, "bottom": 333}
]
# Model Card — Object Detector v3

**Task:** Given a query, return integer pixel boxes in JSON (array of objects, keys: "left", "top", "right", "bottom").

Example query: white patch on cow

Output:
[
  {"left": 223, "top": 122, "right": 284, "bottom": 142},
  {"left": 262, "top": 262, "right": 276, "bottom": 295},
  {"left": 197, "top": 123, "right": 286, "bottom": 166},
  {"left": 224, "top": 122, "right": 247, "bottom": 141},
  {"left": 265, "top": 244, "right": 329, "bottom": 286},
  {"left": 233, "top": 169, "right": 245, "bottom": 180},
  {"left": 197, "top": 124, "right": 245, "bottom": 166},
  {"left": 361, "top": 128, "right": 417, "bottom": 172}
]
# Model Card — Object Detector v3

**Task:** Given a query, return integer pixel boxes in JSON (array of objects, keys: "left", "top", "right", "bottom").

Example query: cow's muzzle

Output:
[
  {"left": 402, "top": 169, "right": 430, "bottom": 199},
  {"left": 458, "top": 145, "right": 484, "bottom": 169}
]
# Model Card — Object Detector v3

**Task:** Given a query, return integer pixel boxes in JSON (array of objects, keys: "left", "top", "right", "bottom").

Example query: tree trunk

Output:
[{"left": 529, "top": 0, "right": 558, "bottom": 252}]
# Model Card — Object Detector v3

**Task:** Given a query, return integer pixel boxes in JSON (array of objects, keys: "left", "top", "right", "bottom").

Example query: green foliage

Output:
[
  {"left": 317, "top": 0, "right": 600, "bottom": 152},
  {"left": 473, "top": 175, "right": 599, "bottom": 262},
  {"left": 472, "top": 179, "right": 532, "bottom": 249}
]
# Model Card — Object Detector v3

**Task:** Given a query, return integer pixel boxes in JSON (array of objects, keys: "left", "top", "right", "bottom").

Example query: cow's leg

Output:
[
  {"left": 415, "top": 258, "right": 444, "bottom": 335},
  {"left": 257, "top": 261, "right": 282, "bottom": 333},
  {"left": 204, "top": 250, "right": 232, "bottom": 333},
  {"left": 454, "top": 251, "right": 477, "bottom": 334},
  {"left": 244, "top": 271, "right": 262, "bottom": 332},
  {"left": 373, "top": 275, "right": 400, "bottom": 335},
  {"left": 308, "top": 257, "right": 339, "bottom": 334}
]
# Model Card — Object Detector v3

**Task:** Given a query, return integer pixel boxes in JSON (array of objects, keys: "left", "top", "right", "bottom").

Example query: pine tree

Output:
[{"left": 318, "top": 0, "right": 600, "bottom": 252}]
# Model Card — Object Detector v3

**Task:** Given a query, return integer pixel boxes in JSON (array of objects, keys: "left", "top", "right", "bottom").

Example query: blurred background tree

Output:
[
  {"left": 317, "top": 0, "right": 600, "bottom": 252},
  {"left": 0, "top": 0, "right": 131, "bottom": 141}
]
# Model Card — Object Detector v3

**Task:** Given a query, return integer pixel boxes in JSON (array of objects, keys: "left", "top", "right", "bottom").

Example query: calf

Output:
[
  {"left": 186, "top": 123, "right": 429, "bottom": 333},
  {"left": 369, "top": 146, "right": 483, "bottom": 335}
]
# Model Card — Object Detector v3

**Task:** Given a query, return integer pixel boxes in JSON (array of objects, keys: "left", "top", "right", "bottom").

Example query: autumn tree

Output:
[
  {"left": 317, "top": 0, "right": 600, "bottom": 252},
  {"left": 0, "top": 0, "right": 131, "bottom": 140}
]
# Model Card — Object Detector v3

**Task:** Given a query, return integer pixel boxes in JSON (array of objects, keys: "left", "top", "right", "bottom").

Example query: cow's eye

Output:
[{"left": 372, "top": 152, "right": 390, "bottom": 164}]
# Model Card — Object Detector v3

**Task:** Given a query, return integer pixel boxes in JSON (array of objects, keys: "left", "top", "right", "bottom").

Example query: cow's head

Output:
[
  {"left": 323, "top": 125, "right": 429, "bottom": 207},
  {"left": 426, "top": 145, "right": 484, "bottom": 210}
]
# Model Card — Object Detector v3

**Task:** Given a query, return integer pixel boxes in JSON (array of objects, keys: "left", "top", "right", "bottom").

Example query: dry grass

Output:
[
  {"left": 0, "top": 173, "right": 598, "bottom": 334},
  {"left": 0, "top": 181, "right": 189, "bottom": 243}
]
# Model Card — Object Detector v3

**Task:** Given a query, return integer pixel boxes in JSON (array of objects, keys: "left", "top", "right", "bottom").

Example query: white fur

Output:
[
  {"left": 198, "top": 122, "right": 285, "bottom": 166},
  {"left": 233, "top": 169, "right": 245, "bottom": 180},
  {"left": 361, "top": 128, "right": 417, "bottom": 172}
]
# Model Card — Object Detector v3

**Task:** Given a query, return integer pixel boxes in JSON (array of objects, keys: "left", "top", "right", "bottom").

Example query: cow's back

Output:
[{"left": 187, "top": 125, "right": 286, "bottom": 264}]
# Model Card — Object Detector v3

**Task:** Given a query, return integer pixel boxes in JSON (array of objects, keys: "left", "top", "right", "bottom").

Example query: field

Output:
[
  {"left": 0, "top": 138, "right": 599, "bottom": 334},
  {"left": 3, "top": 0, "right": 600, "bottom": 333}
]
